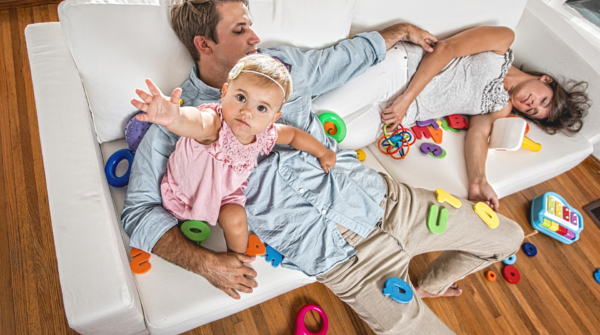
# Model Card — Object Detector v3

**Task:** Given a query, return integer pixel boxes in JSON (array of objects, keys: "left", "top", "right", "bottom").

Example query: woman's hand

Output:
[
  {"left": 468, "top": 180, "right": 500, "bottom": 212},
  {"left": 381, "top": 94, "right": 412, "bottom": 130},
  {"left": 318, "top": 149, "right": 337, "bottom": 174},
  {"left": 132, "top": 78, "right": 182, "bottom": 127}
]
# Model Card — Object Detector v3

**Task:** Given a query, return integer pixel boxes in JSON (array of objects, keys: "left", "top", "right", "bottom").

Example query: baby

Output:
[{"left": 131, "top": 54, "right": 336, "bottom": 254}]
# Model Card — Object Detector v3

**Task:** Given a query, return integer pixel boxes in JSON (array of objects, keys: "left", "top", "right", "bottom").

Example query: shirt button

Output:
[
  {"left": 299, "top": 188, "right": 305, "bottom": 193},
  {"left": 279, "top": 162, "right": 282, "bottom": 167},
  {"left": 321, "top": 209, "right": 327, "bottom": 215}
]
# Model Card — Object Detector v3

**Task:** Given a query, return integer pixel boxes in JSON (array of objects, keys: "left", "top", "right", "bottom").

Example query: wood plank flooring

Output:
[{"left": 1, "top": 4, "right": 600, "bottom": 335}]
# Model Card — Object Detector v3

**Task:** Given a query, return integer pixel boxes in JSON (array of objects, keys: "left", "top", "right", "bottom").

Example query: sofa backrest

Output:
[{"left": 59, "top": 0, "right": 528, "bottom": 144}]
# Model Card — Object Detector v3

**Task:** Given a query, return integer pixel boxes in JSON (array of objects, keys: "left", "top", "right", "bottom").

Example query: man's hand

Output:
[
  {"left": 468, "top": 180, "right": 500, "bottom": 212},
  {"left": 379, "top": 23, "right": 437, "bottom": 51},
  {"left": 151, "top": 226, "right": 258, "bottom": 300},
  {"left": 131, "top": 78, "right": 182, "bottom": 127},
  {"left": 317, "top": 149, "right": 337, "bottom": 174},
  {"left": 200, "top": 252, "right": 258, "bottom": 300}
]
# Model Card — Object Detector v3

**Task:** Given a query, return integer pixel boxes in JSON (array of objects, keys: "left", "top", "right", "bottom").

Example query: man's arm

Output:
[
  {"left": 378, "top": 22, "right": 437, "bottom": 51},
  {"left": 121, "top": 124, "right": 257, "bottom": 299},
  {"left": 465, "top": 106, "right": 512, "bottom": 211}
]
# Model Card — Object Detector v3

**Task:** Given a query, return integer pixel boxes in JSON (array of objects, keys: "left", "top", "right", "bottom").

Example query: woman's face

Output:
[{"left": 510, "top": 75, "right": 554, "bottom": 119}]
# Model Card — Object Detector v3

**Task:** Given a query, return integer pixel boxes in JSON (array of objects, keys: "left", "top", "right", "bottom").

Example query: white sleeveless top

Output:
[{"left": 401, "top": 42, "right": 514, "bottom": 126}]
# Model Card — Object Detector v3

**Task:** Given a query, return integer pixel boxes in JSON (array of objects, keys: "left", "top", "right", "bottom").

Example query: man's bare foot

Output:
[{"left": 414, "top": 283, "right": 462, "bottom": 299}]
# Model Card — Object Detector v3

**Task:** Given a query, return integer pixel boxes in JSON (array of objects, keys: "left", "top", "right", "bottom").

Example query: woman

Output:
[{"left": 312, "top": 26, "right": 590, "bottom": 211}]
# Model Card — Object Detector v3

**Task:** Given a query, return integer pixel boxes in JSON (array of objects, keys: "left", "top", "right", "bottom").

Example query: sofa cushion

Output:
[
  {"left": 100, "top": 139, "right": 389, "bottom": 335},
  {"left": 350, "top": 0, "right": 527, "bottom": 39},
  {"left": 58, "top": 0, "right": 355, "bottom": 144},
  {"left": 368, "top": 121, "right": 592, "bottom": 199}
]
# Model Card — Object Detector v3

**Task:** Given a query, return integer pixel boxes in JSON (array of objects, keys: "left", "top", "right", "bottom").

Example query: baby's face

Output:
[{"left": 221, "top": 74, "right": 283, "bottom": 141}]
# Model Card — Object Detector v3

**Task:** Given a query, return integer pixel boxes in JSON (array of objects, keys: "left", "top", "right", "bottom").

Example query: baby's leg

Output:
[{"left": 218, "top": 204, "right": 249, "bottom": 254}]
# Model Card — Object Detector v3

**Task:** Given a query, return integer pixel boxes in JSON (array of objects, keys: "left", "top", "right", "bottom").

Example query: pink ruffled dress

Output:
[{"left": 161, "top": 103, "right": 278, "bottom": 225}]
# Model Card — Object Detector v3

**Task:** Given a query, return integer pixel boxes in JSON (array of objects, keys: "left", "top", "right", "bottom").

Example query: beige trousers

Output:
[{"left": 317, "top": 174, "right": 524, "bottom": 334}]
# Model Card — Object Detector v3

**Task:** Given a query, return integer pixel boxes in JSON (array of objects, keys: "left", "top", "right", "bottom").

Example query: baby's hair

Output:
[
  {"left": 515, "top": 70, "right": 590, "bottom": 136},
  {"left": 229, "top": 54, "right": 293, "bottom": 104}
]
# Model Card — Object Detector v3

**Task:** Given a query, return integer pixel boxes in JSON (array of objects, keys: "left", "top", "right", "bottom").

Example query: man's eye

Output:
[
  {"left": 237, "top": 94, "right": 246, "bottom": 103},
  {"left": 257, "top": 105, "right": 267, "bottom": 112}
]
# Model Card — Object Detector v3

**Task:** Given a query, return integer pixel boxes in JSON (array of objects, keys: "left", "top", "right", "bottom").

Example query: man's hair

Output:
[
  {"left": 514, "top": 70, "right": 590, "bottom": 136},
  {"left": 229, "top": 54, "right": 293, "bottom": 105},
  {"left": 170, "top": 0, "right": 249, "bottom": 62}
]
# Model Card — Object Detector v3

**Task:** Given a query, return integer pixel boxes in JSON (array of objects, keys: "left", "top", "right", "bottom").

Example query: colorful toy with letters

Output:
[{"left": 530, "top": 192, "right": 583, "bottom": 244}]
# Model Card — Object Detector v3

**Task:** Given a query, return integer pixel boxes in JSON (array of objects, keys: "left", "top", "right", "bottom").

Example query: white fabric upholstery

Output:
[
  {"left": 511, "top": 0, "right": 600, "bottom": 145},
  {"left": 350, "top": 0, "right": 527, "bottom": 38},
  {"left": 26, "top": 0, "right": 599, "bottom": 334},
  {"left": 58, "top": 0, "right": 356, "bottom": 144},
  {"left": 25, "top": 23, "right": 147, "bottom": 335}
]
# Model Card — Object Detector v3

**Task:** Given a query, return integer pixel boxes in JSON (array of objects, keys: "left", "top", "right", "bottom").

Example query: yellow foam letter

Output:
[
  {"left": 435, "top": 188, "right": 462, "bottom": 208},
  {"left": 474, "top": 202, "right": 499, "bottom": 229}
]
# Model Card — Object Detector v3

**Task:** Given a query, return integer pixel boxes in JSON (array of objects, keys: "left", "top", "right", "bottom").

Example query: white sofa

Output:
[{"left": 25, "top": 0, "right": 599, "bottom": 334}]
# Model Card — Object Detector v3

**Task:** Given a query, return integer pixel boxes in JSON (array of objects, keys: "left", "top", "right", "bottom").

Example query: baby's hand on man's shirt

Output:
[
  {"left": 131, "top": 78, "right": 182, "bottom": 127},
  {"left": 318, "top": 149, "right": 337, "bottom": 174}
]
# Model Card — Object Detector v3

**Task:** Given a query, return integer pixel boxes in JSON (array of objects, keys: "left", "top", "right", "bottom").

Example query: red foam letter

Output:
[{"left": 411, "top": 125, "right": 431, "bottom": 139}]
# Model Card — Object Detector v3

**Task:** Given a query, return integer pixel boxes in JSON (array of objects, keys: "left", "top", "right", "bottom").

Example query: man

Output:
[{"left": 122, "top": 0, "right": 523, "bottom": 333}]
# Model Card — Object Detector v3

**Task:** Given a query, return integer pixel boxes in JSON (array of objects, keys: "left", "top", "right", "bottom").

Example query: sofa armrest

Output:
[{"left": 25, "top": 22, "right": 147, "bottom": 335}]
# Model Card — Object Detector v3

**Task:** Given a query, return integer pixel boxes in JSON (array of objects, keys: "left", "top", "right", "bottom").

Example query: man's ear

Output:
[
  {"left": 272, "top": 111, "right": 282, "bottom": 124},
  {"left": 540, "top": 75, "right": 553, "bottom": 84},
  {"left": 221, "top": 83, "right": 228, "bottom": 99},
  {"left": 194, "top": 36, "right": 213, "bottom": 55}
]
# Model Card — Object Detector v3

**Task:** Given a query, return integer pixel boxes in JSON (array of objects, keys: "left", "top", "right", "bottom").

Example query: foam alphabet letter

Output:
[
  {"left": 246, "top": 234, "right": 267, "bottom": 256},
  {"left": 180, "top": 220, "right": 211, "bottom": 245},
  {"left": 411, "top": 125, "right": 432, "bottom": 139},
  {"left": 435, "top": 188, "right": 462, "bottom": 208},
  {"left": 416, "top": 119, "right": 440, "bottom": 130},
  {"left": 428, "top": 126, "right": 443, "bottom": 144},
  {"left": 130, "top": 248, "right": 151, "bottom": 274},
  {"left": 446, "top": 114, "right": 469, "bottom": 130},
  {"left": 263, "top": 245, "right": 283, "bottom": 267},
  {"left": 420, "top": 143, "right": 444, "bottom": 157},
  {"left": 474, "top": 202, "right": 499, "bottom": 229},
  {"left": 382, "top": 277, "right": 413, "bottom": 303}
]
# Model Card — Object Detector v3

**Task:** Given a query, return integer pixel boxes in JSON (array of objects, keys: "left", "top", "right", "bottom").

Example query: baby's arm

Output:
[
  {"left": 131, "top": 79, "right": 220, "bottom": 143},
  {"left": 275, "top": 125, "right": 336, "bottom": 173}
]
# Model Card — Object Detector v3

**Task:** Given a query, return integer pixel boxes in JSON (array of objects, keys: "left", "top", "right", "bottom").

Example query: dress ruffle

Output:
[
  {"left": 201, "top": 103, "right": 278, "bottom": 173},
  {"left": 481, "top": 49, "right": 514, "bottom": 114}
]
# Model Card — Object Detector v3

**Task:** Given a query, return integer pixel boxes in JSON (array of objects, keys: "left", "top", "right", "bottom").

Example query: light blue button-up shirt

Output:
[{"left": 122, "top": 32, "right": 387, "bottom": 276}]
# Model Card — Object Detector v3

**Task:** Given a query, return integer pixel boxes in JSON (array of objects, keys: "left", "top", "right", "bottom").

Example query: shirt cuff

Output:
[
  {"left": 355, "top": 31, "right": 387, "bottom": 63},
  {"left": 129, "top": 206, "right": 179, "bottom": 253}
]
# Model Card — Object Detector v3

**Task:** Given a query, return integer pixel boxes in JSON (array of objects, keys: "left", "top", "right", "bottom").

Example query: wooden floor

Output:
[{"left": 2, "top": 4, "right": 600, "bottom": 335}]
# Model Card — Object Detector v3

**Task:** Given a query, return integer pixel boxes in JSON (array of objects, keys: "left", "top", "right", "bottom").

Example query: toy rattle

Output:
[
  {"left": 377, "top": 124, "right": 415, "bottom": 160},
  {"left": 294, "top": 304, "right": 329, "bottom": 335},
  {"left": 105, "top": 149, "right": 134, "bottom": 188},
  {"left": 488, "top": 117, "right": 541, "bottom": 152},
  {"left": 318, "top": 112, "right": 347, "bottom": 143}
]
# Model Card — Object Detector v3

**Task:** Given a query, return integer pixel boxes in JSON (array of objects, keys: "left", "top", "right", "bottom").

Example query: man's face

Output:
[{"left": 211, "top": 2, "right": 261, "bottom": 70}]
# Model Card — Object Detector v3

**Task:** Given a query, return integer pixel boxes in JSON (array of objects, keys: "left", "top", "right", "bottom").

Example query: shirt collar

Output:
[{"left": 189, "top": 64, "right": 222, "bottom": 99}]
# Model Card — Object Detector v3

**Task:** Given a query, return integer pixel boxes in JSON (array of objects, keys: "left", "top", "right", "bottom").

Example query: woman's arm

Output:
[
  {"left": 465, "top": 105, "right": 512, "bottom": 211},
  {"left": 275, "top": 124, "right": 336, "bottom": 173},
  {"left": 132, "top": 79, "right": 221, "bottom": 143},
  {"left": 382, "top": 26, "right": 515, "bottom": 129}
]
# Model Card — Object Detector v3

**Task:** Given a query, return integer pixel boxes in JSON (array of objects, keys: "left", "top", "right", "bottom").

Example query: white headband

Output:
[{"left": 229, "top": 62, "right": 286, "bottom": 102}]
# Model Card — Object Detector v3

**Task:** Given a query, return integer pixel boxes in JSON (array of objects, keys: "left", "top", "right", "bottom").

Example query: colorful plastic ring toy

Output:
[
  {"left": 382, "top": 277, "right": 414, "bottom": 303},
  {"left": 485, "top": 270, "right": 497, "bottom": 282},
  {"left": 503, "top": 254, "right": 517, "bottom": 265},
  {"left": 294, "top": 304, "right": 329, "bottom": 335},
  {"left": 105, "top": 149, "right": 134, "bottom": 188},
  {"left": 180, "top": 220, "right": 211, "bottom": 243},
  {"left": 502, "top": 265, "right": 521, "bottom": 284},
  {"left": 522, "top": 242, "right": 537, "bottom": 257},
  {"left": 594, "top": 269, "right": 600, "bottom": 284},
  {"left": 318, "top": 112, "right": 346, "bottom": 143}
]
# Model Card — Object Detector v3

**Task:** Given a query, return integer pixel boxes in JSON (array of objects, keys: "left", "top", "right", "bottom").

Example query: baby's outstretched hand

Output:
[
  {"left": 318, "top": 149, "right": 337, "bottom": 174},
  {"left": 131, "top": 79, "right": 182, "bottom": 127}
]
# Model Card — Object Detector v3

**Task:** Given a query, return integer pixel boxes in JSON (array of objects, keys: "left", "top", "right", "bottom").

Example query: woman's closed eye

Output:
[{"left": 236, "top": 94, "right": 246, "bottom": 103}]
